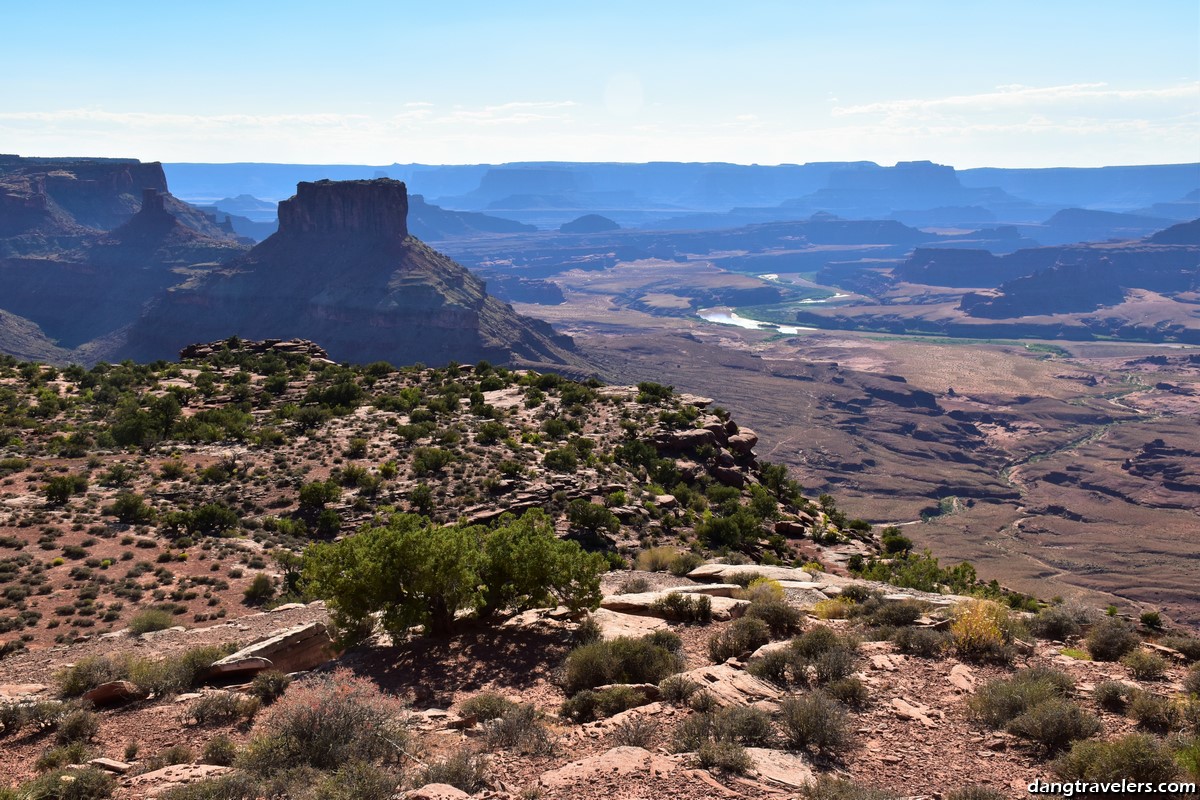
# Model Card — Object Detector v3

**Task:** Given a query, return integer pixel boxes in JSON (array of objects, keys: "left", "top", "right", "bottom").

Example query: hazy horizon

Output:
[{"left": 2, "top": 0, "right": 1198, "bottom": 169}]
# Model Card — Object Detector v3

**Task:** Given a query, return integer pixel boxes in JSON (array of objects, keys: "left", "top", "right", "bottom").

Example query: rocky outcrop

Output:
[
  {"left": 205, "top": 621, "right": 335, "bottom": 679},
  {"left": 278, "top": 179, "right": 408, "bottom": 238},
  {"left": 115, "top": 179, "right": 584, "bottom": 370},
  {"left": 538, "top": 746, "right": 678, "bottom": 789},
  {"left": 179, "top": 338, "right": 331, "bottom": 362}
]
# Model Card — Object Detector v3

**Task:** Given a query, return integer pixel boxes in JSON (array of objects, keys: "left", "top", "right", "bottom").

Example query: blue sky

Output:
[{"left": 2, "top": 0, "right": 1197, "bottom": 167}]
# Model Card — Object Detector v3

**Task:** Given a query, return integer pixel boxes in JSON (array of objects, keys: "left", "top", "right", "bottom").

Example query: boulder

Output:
[
  {"left": 0, "top": 683, "right": 47, "bottom": 700},
  {"left": 890, "top": 697, "right": 939, "bottom": 728},
  {"left": 600, "top": 591, "right": 747, "bottom": 621},
  {"left": 745, "top": 748, "right": 815, "bottom": 789},
  {"left": 89, "top": 758, "right": 132, "bottom": 775},
  {"left": 688, "top": 564, "right": 813, "bottom": 583},
  {"left": 83, "top": 680, "right": 147, "bottom": 707},
  {"left": 590, "top": 608, "right": 668, "bottom": 639},
  {"left": 675, "top": 664, "right": 782, "bottom": 707},
  {"left": 949, "top": 663, "right": 976, "bottom": 693},
  {"left": 727, "top": 429, "right": 758, "bottom": 455},
  {"left": 774, "top": 520, "right": 810, "bottom": 538},
  {"left": 654, "top": 494, "right": 678, "bottom": 509},
  {"left": 710, "top": 465, "right": 745, "bottom": 487},
  {"left": 206, "top": 621, "right": 335, "bottom": 680},
  {"left": 539, "top": 746, "right": 678, "bottom": 789}
]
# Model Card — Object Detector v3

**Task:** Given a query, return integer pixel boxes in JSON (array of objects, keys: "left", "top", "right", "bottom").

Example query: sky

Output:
[{"left": 2, "top": 0, "right": 1198, "bottom": 168}]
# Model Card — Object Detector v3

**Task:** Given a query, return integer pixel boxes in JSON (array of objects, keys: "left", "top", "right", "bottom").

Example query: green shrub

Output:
[
  {"left": 242, "top": 573, "right": 275, "bottom": 605},
  {"left": 1162, "top": 636, "right": 1200, "bottom": 663},
  {"left": 747, "top": 648, "right": 791, "bottom": 686},
  {"left": 21, "top": 767, "right": 115, "bottom": 799},
  {"left": 159, "top": 772, "right": 263, "bottom": 800},
  {"left": 141, "top": 744, "right": 194, "bottom": 772},
  {"left": 825, "top": 676, "right": 870, "bottom": 708},
  {"left": 128, "top": 607, "right": 175, "bottom": 634},
  {"left": 459, "top": 692, "right": 515, "bottom": 722},
  {"left": 617, "top": 576, "right": 652, "bottom": 594},
  {"left": 200, "top": 735, "right": 238, "bottom": 767},
  {"left": 0, "top": 702, "right": 26, "bottom": 737},
  {"left": 1054, "top": 733, "right": 1181, "bottom": 784},
  {"left": 969, "top": 667, "right": 1075, "bottom": 728},
  {"left": 779, "top": 692, "right": 850, "bottom": 755},
  {"left": 1187, "top": 665, "right": 1200, "bottom": 697},
  {"left": 745, "top": 597, "right": 802, "bottom": 638},
  {"left": 107, "top": 492, "right": 154, "bottom": 524},
  {"left": 56, "top": 655, "right": 126, "bottom": 696},
  {"left": 867, "top": 600, "right": 924, "bottom": 628},
  {"left": 801, "top": 776, "right": 897, "bottom": 800},
  {"left": 1093, "top": 680, "right": 1137, "bottom": 712},
  {"left": 648, "top": 592, "right": 712, "bottom": 624},
  {"left": 1029, "top": 605, "right": 1082, "bottom": 641},
  {"left": 248, "top": 671, "right": 291, "bottom": 705},
  {"left": 1005, "top": 698, "right": 1099, "bottom": 752},
  {"left": 945, "top": 789, "right": 1006, "bottom": 800},
  {"left": 814, "top": 647, "right": 856, "bottom": 684},
  {"left": 304, "top": 509, "right": 603, "bottom": 640},
  {"left": 309, "top": 762, "right": 399, "bottom": 800},
  {"left": 560, "top": 685, "right": 649, "bottom": 722},
  {"left": 481, "top": 703, "right": 554, "bottom": 754},
  {"left": 128, "top": 646, "right": 230, "bottom": 697},
  {"left": 574, "top": 615, "right": 602, "bottom": 645},
  {"left": 563, "top": 634, "right": 684, "bottom": 695},
  {"left": 712, "top": 705, "right": 774, "bottom": 747},
  {"left": 707, "top": 617, "right": 769, "bottom": 663},
  {"left": 667, "top": 552, "right": 705, "bottom": 577},
  {"left": 658, "top": 675, "right": 700, "bottom": 705},
  {"left": 183, "top": 692, "right": 260, "bottom": 725},
  {"left": 634, "top": 547, "right": 678, "bottom": 572},
  {"left": 35, "top": 742, "right": 94, "bottom": 772},
  {"left": 1086, "top": 618, "right": 1140, "bottom": 662},
  {"left": 697, "top": 739, "right": 752, "bottom": 774},
  {"left": 1128, "top": 691, "right": 1178, "bottom": 732},
  {"left": 892, "top": 627, "right": 948, "bottom": 658},
  {"left": 240, "top": 668, "right": 410, "bottom": 776},
  {"left": 1121, "top": 649, "right": 1167, "bottom": 680},
  {"left": 610, "top": 715, "right": 656, "bottom": 748},
  {"left": 55, "top": 709, "right": 99, "bottom": 745}
]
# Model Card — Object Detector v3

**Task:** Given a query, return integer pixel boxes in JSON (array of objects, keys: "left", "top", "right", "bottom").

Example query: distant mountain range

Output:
[{"left": 163, "top": 159, "right": 1200, "bottom": 231}]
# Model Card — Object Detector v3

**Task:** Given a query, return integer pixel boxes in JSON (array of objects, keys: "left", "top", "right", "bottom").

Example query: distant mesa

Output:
[
  {"left": 116, "top": 178, "right": 583, "bottom": 370},
  {"left": 560, "top": 214, "right": 621, "bottom": 233}
]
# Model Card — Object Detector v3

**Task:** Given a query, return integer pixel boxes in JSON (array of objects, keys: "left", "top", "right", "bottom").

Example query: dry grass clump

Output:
[{"left": 950, "top": 599, "right": 1020, "bottom": 664}]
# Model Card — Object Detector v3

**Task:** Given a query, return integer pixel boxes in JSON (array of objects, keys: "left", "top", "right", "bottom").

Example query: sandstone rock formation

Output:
[{"left": 117, "top": 179, "right": 584, "bottom": 370}]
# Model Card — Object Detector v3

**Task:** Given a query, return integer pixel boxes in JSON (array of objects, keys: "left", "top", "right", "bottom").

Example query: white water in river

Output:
[{"left": 698, "top": 309, "right": 815, "bottom": 335}]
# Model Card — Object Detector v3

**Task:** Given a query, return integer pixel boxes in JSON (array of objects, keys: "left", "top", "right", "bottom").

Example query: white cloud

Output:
[{"left": 832, "top": 81, "right": 1199, "bottom": 117}]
